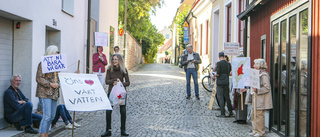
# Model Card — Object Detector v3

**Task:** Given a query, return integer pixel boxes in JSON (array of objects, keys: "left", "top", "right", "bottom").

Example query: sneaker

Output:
[
  {"left": 25, "top": 126, "right": 38, "bottom": 134},
  {"left": 73, "top": 122, "right": 81, "bottom": 127},
  {"left": 186, "top": 95, "right": 191, "bottom": 99},
  {"left": 65, "top": 123, "right": 76, "bottom": 129},
  {"left": 253, "top": 133, "right": 263, "bottom": 137},
  {"left": 195, "top": 95, "right": 200, "bottom": 100},
  {"left": 249, "top": 132, "right": 256, "bottom": 136}
]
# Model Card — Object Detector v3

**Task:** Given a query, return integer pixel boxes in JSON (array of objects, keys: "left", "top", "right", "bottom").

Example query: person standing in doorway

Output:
[
  {"left": 181, "top": 44, "right": 202, "bottom": 100},
  {"left": 215, "top": 52, "right": 233, "bottom": 117},
  {"left": 93, "top": 46, "right": 108, "bottom": 85},
  {"left": 113, "top": 46, "right": 120, "bottom": 54}
]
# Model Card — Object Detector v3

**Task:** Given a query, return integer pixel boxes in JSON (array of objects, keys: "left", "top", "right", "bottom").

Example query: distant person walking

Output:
[
  {"left": 215, "top": 52, "right": 233, "bottom": 117},
  {"left": 181, "top": 44, "right": 202, "bottom": 100}
]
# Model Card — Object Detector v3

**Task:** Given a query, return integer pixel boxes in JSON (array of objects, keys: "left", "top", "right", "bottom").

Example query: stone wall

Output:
[{"left": 121, "top": 32, "right": 142, "bottom": 70}]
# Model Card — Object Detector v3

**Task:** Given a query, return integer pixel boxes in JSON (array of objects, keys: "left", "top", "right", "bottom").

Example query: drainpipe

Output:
[
  {"left": 86, "top": 0, "right": 91, "bottom": 73},
  {"left": 243, "top": 0, "right": 249, "bottom": 57}
]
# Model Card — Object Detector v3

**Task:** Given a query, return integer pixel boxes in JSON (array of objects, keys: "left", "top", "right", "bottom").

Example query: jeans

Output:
[
  {"left": 186, "top": 68, "right": 199, "bottom": 96},
  {"left": 52, "top": 105, "right": 73, "bottom": 125},
  {"left": 39, "top": 98, "right": 57, "bottom": 133},
  {"left": 8, "top": 102, "right": 42, "bottom": 126},
  {"left": 216, "top": 86, "right": 232, "bottom": 115}
]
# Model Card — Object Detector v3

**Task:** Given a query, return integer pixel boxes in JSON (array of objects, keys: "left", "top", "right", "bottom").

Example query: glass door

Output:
[{"left": 271, "top": 4, "right": 310, "bottom": 137}]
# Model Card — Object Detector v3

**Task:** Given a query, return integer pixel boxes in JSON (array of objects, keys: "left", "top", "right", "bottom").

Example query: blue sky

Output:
[{"left": 150, "top": 0, "right": 181, "bottom": 31}]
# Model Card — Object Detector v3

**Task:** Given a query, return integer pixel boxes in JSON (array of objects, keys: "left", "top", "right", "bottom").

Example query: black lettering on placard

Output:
[
  {"left": 69, "top": 96, "right": 104, "bottom": 105},
  {"left": 73, "top": 89, "right": 96, "bottom": 95}
]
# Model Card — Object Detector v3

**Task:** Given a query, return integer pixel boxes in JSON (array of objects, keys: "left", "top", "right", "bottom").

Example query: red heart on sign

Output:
[{"left": 84, "top": 80, "right": 94, "bottom": 86}]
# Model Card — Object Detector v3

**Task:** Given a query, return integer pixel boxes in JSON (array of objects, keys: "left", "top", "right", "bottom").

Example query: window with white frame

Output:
[{"left": 62, "top": 0, "right": 74, "bottom": 16}]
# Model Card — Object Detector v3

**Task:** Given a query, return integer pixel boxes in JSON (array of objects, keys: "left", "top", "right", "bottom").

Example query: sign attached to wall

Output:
[
  {"left": 41, "top": 54, "right": 68, "bottom": 74},
  {"left": 59, "top": 73, "right": 112, "bottom": 111},
  {"left": 94, "top": 32, "right": 108, "bottom": 47},
  {"left": 183, "top": 21, "right": 189, "bottom": 27},
  {"left": 224, "top": 42, "right": 240, "bottom": 56},
  {"left": 250, "top": 69, "right": 260, "bottom": 89}
]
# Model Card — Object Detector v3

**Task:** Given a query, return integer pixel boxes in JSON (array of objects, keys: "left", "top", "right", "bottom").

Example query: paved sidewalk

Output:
[{"left": 2, "top": 64, "right": 279, "bottom": 137}]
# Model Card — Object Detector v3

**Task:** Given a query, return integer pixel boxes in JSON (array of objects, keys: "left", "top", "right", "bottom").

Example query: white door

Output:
[{"left": 0, "top": 17, "right": 13, "bottom": 129}]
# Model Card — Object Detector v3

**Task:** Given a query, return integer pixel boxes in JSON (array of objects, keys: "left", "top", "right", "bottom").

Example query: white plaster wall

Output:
[
  {"left": 98, "top": 0, "right": 119, "bottom": 63},
  {"left": 0, "top": 0, "right": 87, "bottom": 110}
]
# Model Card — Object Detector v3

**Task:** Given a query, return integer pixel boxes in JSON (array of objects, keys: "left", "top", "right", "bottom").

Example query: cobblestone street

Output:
[{"left": 9, "top": 64, "right": 279, "bottom": 137}]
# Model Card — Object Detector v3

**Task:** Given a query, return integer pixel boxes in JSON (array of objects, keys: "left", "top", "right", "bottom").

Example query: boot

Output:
[{"left": 121, "top": 131, "right": 129, "bottom": 136}]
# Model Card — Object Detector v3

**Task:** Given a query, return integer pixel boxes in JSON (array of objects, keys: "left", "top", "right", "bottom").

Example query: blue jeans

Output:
[
  {"left": 52, "top": 105, "right": 73, "bottom": 125},
  {"left": 39, "top": 98, "right": 57, "bottom": 133},
  {"left": 186, "top": 68, "right": 199, "bottom": 96},
  {"left": 8, "top": 102, "right": 42, "bottom": 126}
]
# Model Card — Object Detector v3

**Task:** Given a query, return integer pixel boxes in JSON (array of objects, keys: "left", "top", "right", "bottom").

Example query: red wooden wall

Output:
[
  {"left": 311, "top": 0, "right": 320, "bottom": 136},
  {"left": 249, "top": 0, "right": 296, "bottom": 72}
]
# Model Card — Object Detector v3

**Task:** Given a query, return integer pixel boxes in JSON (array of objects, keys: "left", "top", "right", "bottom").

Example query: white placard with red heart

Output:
[{"left": 58, "top": 73, "right": 112, "bottom": 111}]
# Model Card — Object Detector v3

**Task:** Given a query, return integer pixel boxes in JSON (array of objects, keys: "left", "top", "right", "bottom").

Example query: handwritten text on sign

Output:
[
  {"left": 224, "top": 42, "right": 240, "bottom": 56},
  {"left": 250, "top": 69, "right": 260, "bottom": 89},
  {"left": 41, "top": 54, "right": 68, "bottom": 74},
  {"left": 59, "top": 73, "right": 112, "bottom": 111},
  {"left": 94, "top": 32, "right": 108, "bottom": 47}
]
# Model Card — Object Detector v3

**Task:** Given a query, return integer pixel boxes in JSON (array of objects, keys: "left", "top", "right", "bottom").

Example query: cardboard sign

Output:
[
  {"left": 41, "top": 54, "right": 68, "bottom": 74},
  {"left": 232, "top": 57, "right": 251, "bottom": 88},
  {"left": 94, "top": 32, "right": 108, "bottom": 47},
  {"left": 250, "top": 69, "right": 260, "bottom": 89},
  {"left": 224, "top": 42, "right": 240, "bottom": 56},
  {"left": 59, "top": 73, "right": 112, "bottom": 111}
]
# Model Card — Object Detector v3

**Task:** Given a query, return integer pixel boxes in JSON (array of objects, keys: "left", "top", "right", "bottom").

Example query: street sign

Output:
[
  {"left": 119, "top": 28, "right": 124, "bottom": 36},
  {"left": 184, "top": 27, "right": 189, "bottom": 44},
  {"left": 183, "top": 21, "right": 189, "bottom": 27}
]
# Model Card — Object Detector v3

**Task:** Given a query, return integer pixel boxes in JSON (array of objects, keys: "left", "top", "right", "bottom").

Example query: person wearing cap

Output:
[
  {"left": 215, "top": 52, "right": 233, "bottom": 117},
  {"left": 180, "top": 44, "right": 201, "bottom": 100}
]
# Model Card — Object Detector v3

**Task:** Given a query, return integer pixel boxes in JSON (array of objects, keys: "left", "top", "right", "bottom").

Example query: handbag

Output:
[{"left": 109, "top": 81, "right": 126, "bottom": 106}]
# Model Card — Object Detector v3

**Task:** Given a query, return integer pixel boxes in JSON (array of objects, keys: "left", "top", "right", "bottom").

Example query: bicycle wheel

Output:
[{"left": 202, "top": 76, "right": 213, "bottom": 92}]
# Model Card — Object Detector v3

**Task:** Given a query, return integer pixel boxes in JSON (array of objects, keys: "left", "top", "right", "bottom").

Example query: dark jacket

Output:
[
  {"left": 181, "top": 52, "right": 202, "bottom": 72},
  {"left": 105, "top": 66, "right": 130, "bottom": 94},
  {"left": 216, "top": 60, "right": 231, "bottom": 86},
  {"left": 3, "top": 86, "right": 29, "bottom": 120}
]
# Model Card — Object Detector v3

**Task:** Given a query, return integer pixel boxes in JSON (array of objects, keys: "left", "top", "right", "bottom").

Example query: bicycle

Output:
[{"left": 201, "top": 63, "right": 216, "bottom": 92}]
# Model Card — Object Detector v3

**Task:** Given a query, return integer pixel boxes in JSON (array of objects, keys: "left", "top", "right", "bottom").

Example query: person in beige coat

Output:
[{"left": 249, "top": 59, "right": 273, "bottom": 137}]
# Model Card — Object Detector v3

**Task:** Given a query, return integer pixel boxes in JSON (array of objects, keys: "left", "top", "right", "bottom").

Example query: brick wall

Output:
[{"left": 123, "top": 32, "right": 142, "bottom": 70}]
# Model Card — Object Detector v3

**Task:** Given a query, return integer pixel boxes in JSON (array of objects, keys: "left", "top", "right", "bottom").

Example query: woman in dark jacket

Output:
[{"left": 101, "top": 54, "right": 130, "bottom": 137}]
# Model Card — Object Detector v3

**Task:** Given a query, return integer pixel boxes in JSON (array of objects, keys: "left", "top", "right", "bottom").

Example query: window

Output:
[
  {"left": 261, "top": 35, "right": 266, "bottom": 59},
  {"left": 227, "top": 5, "right": 232, "bottom": 42},
  {"left": 165, "top": 34, "right": 170, "bottom": 39},
  {"left": 238, "top": 0, "right": 246, "bottom": 47},
  {"left": 200, "top": 24, "right": 203, "bottom": 55},
  {"left": 62, "top": 0, "right": 74, "bottom": 15},
  {"left": 206, "top": 20, "right": 209, "bottom": 55}
]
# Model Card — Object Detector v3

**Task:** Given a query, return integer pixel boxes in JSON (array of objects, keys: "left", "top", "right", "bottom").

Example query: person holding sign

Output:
[
  {"left": 36, "top": 45, "right": 60, "bottom": 137},
  {"left": 93, "top": 46, "right": 108, "bottom": 85},
  {"left": 101, "top": 54, "right": 130, "bottom": 137},
  {"left": 249, "top": 59, "right": 273, "bottom": 137}
]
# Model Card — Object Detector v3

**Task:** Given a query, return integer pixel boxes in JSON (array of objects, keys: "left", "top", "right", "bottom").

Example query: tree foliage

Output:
[
  {"left": 174, "top": 5, "right": 190, "bottom": 49},
  {"left": 119, "top": 0, "right": 165, "bottom": 63}
]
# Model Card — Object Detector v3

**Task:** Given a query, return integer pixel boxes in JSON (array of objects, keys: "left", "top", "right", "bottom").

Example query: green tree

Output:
[
  {"left": 119, "top": 0, "right": 165, "bottom": 63},
  {"left": 174, "top": 5, "right": 190, "bottom": 49}
]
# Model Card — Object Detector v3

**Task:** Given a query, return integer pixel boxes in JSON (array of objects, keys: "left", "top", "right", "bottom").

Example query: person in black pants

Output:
[
  {"left": 215, "top": 52, "right": 233, "bottom": 117},
  {"left": 101, "top": 54, "right": 130, "bottom": 137}
]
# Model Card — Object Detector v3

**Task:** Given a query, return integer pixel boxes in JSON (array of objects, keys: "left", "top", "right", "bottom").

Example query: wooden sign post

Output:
[{"left": 208, "top": 81, "right": 217, "bottom": 110}]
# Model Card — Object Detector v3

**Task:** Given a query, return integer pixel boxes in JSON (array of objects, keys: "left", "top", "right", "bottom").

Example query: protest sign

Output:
[
  {"left": 232, "top": 57, "right": 251, "bottom": 88},
  {"left": 94, "top": 32, "right": 108, "bottom": 47},
  {"left": 250, "top": 69, "right": 260, "bottom": 89},
  {"left": 59, "top": 73, "right": 112, "bottom": 111},
  {"left": 41, "top": 54, "right": 68, "bottom": 74},
  {"left": 224, "top": 42, "right": 240, "bottom": 56}
]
